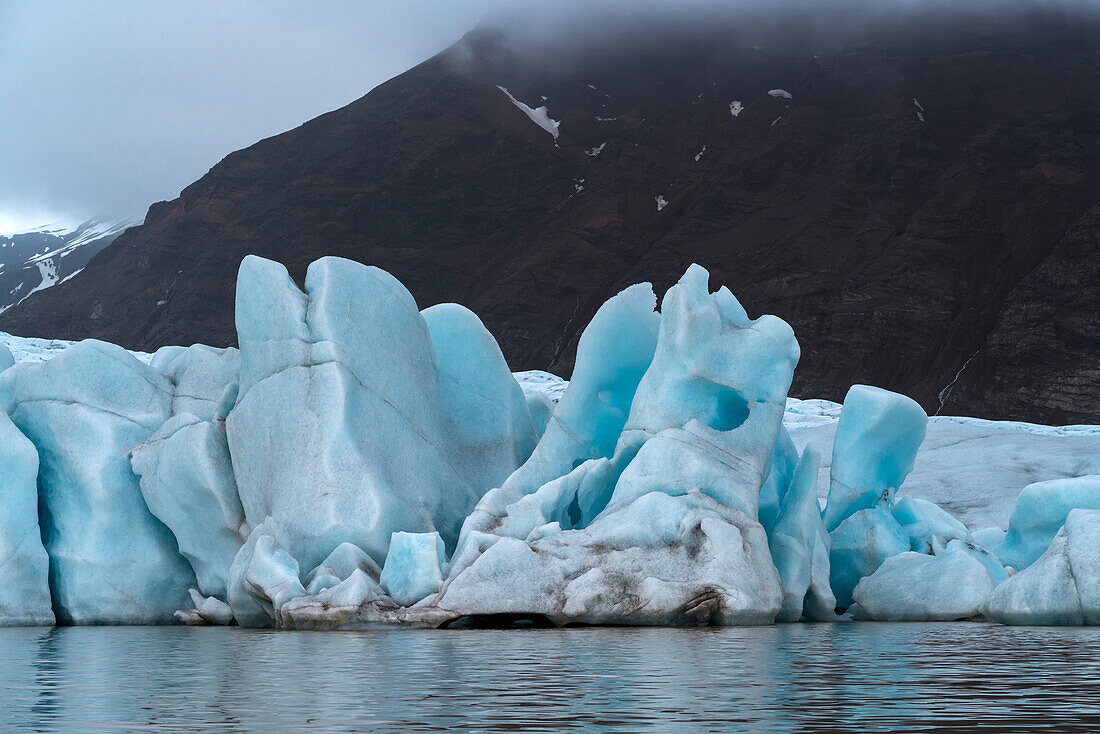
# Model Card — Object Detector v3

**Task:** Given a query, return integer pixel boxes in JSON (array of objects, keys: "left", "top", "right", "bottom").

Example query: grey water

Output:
[{"left": 2, "top": 624, "right": 1099, "bottom": 733}]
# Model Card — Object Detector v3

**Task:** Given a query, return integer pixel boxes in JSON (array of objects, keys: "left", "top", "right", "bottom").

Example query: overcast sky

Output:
[{"left": 0, "top": 0, "right": 510, "bottom": 234}]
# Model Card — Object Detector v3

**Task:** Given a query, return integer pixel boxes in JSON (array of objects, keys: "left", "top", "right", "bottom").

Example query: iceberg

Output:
[
  {"left": 131, "top": 413, "right": 245, "bottom": 599},
  {"left": 226, "top": 518, "right": 304, "bottom": 628},
  {"left": 226, "top": 256, "right": 487, "bottom": 571},
  {"left": 0, "top": 345, "right": 53, "bottom": 625},
  {"left": 421, "top": 304, "right": 538, "bottom": 494},
  {"left": 11, "top": 254, "right": 1084, "bottom": 630},
  {"left": 769, "top": 447, "right": 835, "bottom": 621},
  {"left": 0, "top": 341, "right": 194, "bottom": 624},
  {"left": 822, "top": 385, "right": 927, "bottom": 532},
  {"left": 890, "top": 496, "right": 971, "bottom": 554},
  {"left": 851, "top": 540, "right": 997, "bottom": 621},
  {"left": 828, "top": 506, "right": 910, "bottom": 609},
  {"left": 430, "top": 264, "right": 797, "bottom": 627},
  {"left": 985, "top": 509, "right": 1100, "bottom": 626},
  {"left": 994, "top": 476, "right": 1100, "bottom": 571}
]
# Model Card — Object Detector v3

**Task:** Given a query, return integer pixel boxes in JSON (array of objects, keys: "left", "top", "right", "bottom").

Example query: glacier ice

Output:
[
  {"left": 0, "top": 397, "right": 53, "bottom": 626},
  {"left": 380, "top": 531, "right": 447, "bottom": 607},
  {"left": 227, "top": 256, "right": 488, "bottom": 571},
  {"left": 304, "top": 542, "right": 381, "bottom": 595},
  {"left": 422, "top": 304, "right": 538, "bottom": 494},
  {"left": 0, "top": 341, "right": 194, "bottom": 624},
  {"left": 175, "top": 589, "right": 234, "bottom": 626},
  {"left": 985, "top": 509, "right": 1100, "bottom": 626},
  {"left": 822, "top": 385, "right": 927, "bottom": 532},
  {"left": 226, "top": 518, "right": 304, "bottom": 628},
  {"left": 431, "top": 264, "right": 796, "bottom": 626},
  {"left": 828, "top": 506, "right": 910, "bottom": 609},
  {"left": 994, "top": 476, "right": 1100, "bottom": 571},
  {"left": 851, "top": 540, "right": 997, "bottom": 621},
  {"left": 890, "top": 496, "right": 971, "bottom": 555},
  {"left": 769, "top": 447, "right": 835, "bottom": 621},
  {"left": 131, "top": 413, "right": 245, "bottom": 599},
  {"left": 4, "top": 253, "right": 1095, "bottom": 629},
  {"left": 972, "top": 526, "right": 1005, "bottom": 551}
]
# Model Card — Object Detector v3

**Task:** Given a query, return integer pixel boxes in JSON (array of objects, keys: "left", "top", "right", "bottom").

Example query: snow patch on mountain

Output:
[{"left": 497, "top": 86, "right": 560, "bottom": 139}]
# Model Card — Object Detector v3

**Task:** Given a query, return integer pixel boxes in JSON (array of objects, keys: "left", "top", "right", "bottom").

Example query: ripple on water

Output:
[{"left": 2, "top": 623, "right": 1100, "bottom": 732}]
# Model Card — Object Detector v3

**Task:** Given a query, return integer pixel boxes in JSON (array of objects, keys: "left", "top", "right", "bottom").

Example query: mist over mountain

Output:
[{"left": 2, "top": 0, "right": 1098, "bottom": 423}]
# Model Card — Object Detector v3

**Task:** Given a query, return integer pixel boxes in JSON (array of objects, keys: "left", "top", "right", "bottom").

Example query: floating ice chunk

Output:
[
  {"left": 131, "top": 413, "right": 245, "bottom": 599},
  {"left": 655, "top": 195, "right": 668, "bottom": 211},
  {"left": 694, "top": 145, "right": 706, "bottom": 161},
  {"left": 497, "top": 86, "right": 560, "bottom": 139},
  {"left": 586, "top": 142, "right": 606, "bottom": 157},
  {"left": 852, "top": 540, "right": 995, "bottom": 621},
  {"left": 768, "top": 89, "right": 793, "bottom": 99},
  {"left": 0, "top": 341, "right": 194, "bottom": 623},
  {"left": 380, "top": 531, "right": 447, "bottom": 607},
  {"left": 0, "top": 407, "right": 52, "bottom": 626},
  {"left": 891, "top": 496, "right": 970, "bottom": 554},
  {"left": 770, "top": 448, "right": 835, "bottom": 621},
  {"left": 422, "top": 304, "right": 538, "bottom": 495},
  {"left": 175, "top": 589, "right": 234, "bottom": 626},
  {"left": 829, "top": 505, "right": 910, "bottom": 608},
  {"left": 729, "top": 100, "right": 743, "bottom": 116},
  {"left": 228, "top": 256, "right": 482, "bottom": 571},
  {"left": 995, "top": 476, "right": 1100, "bottom": 571},
  {"left": 984, "top": 509, "right": 1100, "bottom": 626},
  {"left": 822, "top": 385, "right": 928, "bottom": 532}
]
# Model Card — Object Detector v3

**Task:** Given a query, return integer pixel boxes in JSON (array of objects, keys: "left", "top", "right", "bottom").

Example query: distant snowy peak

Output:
[{"left": 0, "top": 217, "right": 135, "bottom": 313}]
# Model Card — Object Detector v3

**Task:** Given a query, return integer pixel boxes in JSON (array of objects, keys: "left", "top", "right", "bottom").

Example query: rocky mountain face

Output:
[{"left": 2, "top": 8, "right": 1098, "bottom": 424}]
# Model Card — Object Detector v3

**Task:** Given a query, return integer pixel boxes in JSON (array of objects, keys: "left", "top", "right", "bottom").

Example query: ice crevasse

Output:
[{"left": 0, "top": 254, "right": 1096, "bottom": 628}]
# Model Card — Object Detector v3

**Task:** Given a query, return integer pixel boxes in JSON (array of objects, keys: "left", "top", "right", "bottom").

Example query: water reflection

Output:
[{"left": 2, "top": 624, "right": 1100, "bottom": 732}]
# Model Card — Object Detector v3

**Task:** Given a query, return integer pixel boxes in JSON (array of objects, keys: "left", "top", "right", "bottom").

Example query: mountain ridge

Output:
[{"left": 2, "top": 9, "right": 1098, "bottom": 423}]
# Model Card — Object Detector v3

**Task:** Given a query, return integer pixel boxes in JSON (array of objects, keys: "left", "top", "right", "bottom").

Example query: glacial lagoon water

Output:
[{"left": 2, "top": 623, "right": 1100, "bottom": 732}]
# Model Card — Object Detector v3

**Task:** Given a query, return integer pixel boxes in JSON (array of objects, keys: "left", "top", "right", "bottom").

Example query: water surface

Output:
[{"left": 2, "top": 623, "right": 1099, "bottom": 732}]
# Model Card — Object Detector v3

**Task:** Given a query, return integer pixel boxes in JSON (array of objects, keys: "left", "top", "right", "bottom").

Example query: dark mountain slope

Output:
[{"left": 3, "top": 9, "right": 1099, "bottom": 423}]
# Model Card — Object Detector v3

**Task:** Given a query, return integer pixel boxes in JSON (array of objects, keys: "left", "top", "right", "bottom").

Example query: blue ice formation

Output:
[
  {"left": 822, "top": 385, "right": 928, "bottom": 608},
  {"left": 3, "top": 254, "right": 1098, "bottom": 628},
  {"left": 769, "top": 447, "right": 835, "bottom": 621},
  {"left": 0, "top": 341, "right": 194, "bottom": 624},
  {"left": 429, "top": 264, "right": 797, "bottom": 625},
  {"left": 852, "top": 540, "right": 1000, "bottom": 621},
  {"left": 226, "top": 256, "right": 521, "bottom": 573},
  {"left": 0, "top": 346, "right": 52, "bottom": 626},
  {"left": 380, "top": 532, "right": 447, "bottom": 606},
  {"left": 985, "top": 509, "right": 1100, "bottom": 626},
  {"left": 994, "top": 476, "right": 1100, "bottom": 571},
  {"left": 822, "top": 385, "right": 927, "bottom": 533}
]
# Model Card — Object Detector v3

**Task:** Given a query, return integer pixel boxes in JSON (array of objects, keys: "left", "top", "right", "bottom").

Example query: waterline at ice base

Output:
[{"left": 1, "top": 256, "right": 1098, "bottom": 629}]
